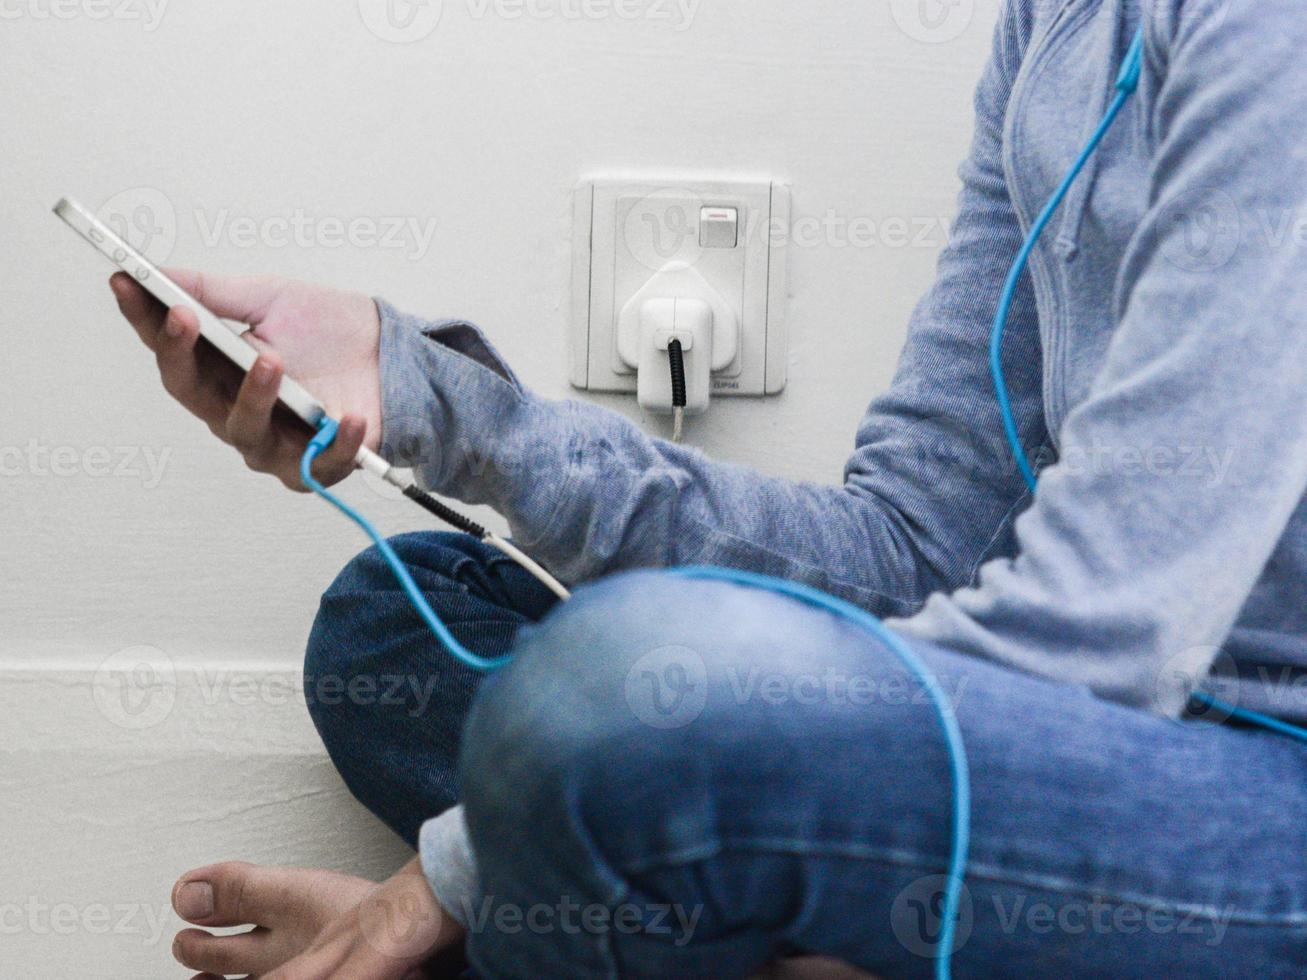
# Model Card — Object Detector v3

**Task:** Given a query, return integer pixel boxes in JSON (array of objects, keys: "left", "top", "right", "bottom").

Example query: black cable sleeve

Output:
[
  {"left": 402, "top": 484, "right": 488, "bottom": 539},
  {"left": 668, "top": 339, "right": 687, "bottom": 408}
]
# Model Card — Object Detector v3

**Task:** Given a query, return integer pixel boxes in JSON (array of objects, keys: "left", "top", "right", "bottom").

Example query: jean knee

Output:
[
  {"left": 304, "top": 531, "right": 483, "bottom": 740},
  {"left": 460, "top": 569, "right": 947, "bottom": 870},
  {"left": 459, "top": 573, "right": 688, "bottom": 818},
  {"left": 460, "top": 573, "right": 797, "bottom": 842},
  {"left": 306, "top": 531, "right": 470, "bottom": 664}
]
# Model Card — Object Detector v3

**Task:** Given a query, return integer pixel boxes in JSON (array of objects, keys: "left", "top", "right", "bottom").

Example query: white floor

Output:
[{"left": 0, "top": 660, "right": 413, "bottom": 978}]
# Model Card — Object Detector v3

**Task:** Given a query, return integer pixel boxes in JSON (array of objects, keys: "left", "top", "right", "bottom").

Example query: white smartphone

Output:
[{"left": 53, "top": 196, "right": 328, "bottom": 430}]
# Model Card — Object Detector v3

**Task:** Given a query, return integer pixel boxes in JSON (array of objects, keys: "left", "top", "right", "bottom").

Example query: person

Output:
[{"left": 112, "top": 1, "right": 1307, "bottom": 976}]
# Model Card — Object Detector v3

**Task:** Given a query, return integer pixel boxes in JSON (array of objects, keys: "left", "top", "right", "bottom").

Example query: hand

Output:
[
  {"left": 110, "top": 270, "right": 382, "bottom": 491},
  {"left": 265, "top": 857, "right": 463, "bottom": 980}
]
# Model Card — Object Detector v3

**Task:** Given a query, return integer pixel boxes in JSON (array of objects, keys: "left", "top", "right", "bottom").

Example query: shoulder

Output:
[{"left": 1147, "top": 0, "right": 1307, "bottom": 60}]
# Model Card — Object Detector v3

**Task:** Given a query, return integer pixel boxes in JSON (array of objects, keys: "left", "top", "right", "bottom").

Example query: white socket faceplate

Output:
[{"left": 570, "top": 177, "right": 789, "bottom": 397}]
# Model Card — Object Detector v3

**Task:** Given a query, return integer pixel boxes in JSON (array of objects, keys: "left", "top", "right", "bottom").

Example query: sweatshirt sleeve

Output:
[
  {"left": 376, "top": 5, "right": 1041, "bottom": 619},
  {"left": 895, "top": 0, "right": 1307, "bottom": 715},
  {"left": 417, "top": 806, "right": 478, "bottom": 930}
]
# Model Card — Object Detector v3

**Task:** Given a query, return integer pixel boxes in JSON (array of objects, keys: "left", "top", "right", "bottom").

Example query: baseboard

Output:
[{"left": 0, "top": 659, "right": 413, "bottom": 979}]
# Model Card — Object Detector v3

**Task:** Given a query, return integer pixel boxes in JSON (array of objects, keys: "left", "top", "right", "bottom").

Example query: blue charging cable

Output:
[
  {"left": 302, "top": 417, "right": 971, "bottom": 977},
  {"left": 301, "top": 29, "right": 1213, "bottom": 978},
  {"left": 301, "top": 419, "right": 511, "bottom": 672},
  {"left": 992, "top": 27, "right": 1145, "bottom": 492},
  {"left": 671, "top": 566, "right": 971, "bottom": 975},
  {"left": 1191, "top": 692, "right": 1307, "bottom": 745},
  {"left": 989, "top": 26, "right": 1307, "bottom": 745}
]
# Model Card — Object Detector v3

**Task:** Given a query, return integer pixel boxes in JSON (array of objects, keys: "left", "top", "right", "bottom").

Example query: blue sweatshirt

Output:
[{"left": 377, "top": 0, "right": 1307, "bottom": 923}]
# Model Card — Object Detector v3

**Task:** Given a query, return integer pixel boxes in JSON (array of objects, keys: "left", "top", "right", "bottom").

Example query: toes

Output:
[
  {"left": 172, "top": 860, "right": 270, "bottom": 927},
  {"left": 173, "top": 926, "right": 271, "bottom": 977},
  {"left": 173, "top": 879, "right": 216, "bottom": 922}
]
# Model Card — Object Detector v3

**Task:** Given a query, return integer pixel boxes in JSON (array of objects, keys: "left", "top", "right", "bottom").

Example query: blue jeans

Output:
[{"left": 306, "top": 532, "right": 1307, "bottom": 978}]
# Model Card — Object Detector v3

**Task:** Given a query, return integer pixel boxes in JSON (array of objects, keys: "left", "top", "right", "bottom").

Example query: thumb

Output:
[{"left": 164, "top": 268, "right": 284, "bottom": 325}]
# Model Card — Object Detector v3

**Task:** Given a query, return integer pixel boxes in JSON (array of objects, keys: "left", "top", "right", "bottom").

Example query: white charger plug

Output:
[
  {"left": 615, "top": 260, "right": 739, "bottom": 438},
  {"left": 633, "top": 297, "right": 712, "bottom": 415}
]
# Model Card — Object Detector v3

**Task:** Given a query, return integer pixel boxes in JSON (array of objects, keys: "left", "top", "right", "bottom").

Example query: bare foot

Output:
[
  {"left": 171, "top": 861, "right": 378, "bottom": 978},
  {"left": 169, "top": 862, "right": 874, "bottom": 979}
]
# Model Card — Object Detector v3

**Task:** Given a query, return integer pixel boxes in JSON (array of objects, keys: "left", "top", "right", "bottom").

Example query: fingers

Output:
[
  {"left": 110, "top": 272, "right": 167, "bottom": 348},
  {"left": 113, "top": 274, "right": 237, "bottom": 430},
  {"left": 154, "top": 305, "right": 201, "bottom": 388},
  {"left": 152, "top": 306, "right": 234, "bottom": 424},
  {"left": 225, "top": 358, "right": 364, "bottom": 490},
  {"left": 308, "top": 415, "right": 367, "bottom": 487},
  {"left": 274, "top": 414, "right": 365, "bottom": 494},
  {"left": 224, "top": 356, "right": 366, "bottom": 490},
  {"left": 111, "top": 269, "right": 365, "bottom": 491},
  {"left": 226, "top": 354, "right": 284, "bottom": 467}
]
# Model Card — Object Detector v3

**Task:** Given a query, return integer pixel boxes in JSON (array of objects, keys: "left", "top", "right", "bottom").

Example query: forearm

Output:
[
  {"left": 378, "top": 302, "right": 939, "bottom": 615},
  {"left": 375, "top": 8, "right": 1044, "bottom": 609}
]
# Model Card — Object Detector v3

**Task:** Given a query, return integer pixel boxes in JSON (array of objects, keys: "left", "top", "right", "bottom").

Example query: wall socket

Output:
[{"left": 570, "top": 176, "right": 789, "bottom": 398}]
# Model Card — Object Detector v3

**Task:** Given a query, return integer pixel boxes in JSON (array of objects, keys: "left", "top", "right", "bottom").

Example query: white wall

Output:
[
  {"left": 0, "top": 662, "right": 413, "bottom": 977},
  {"left": 0, "top": 0, "right": 997, "bottom": 974}
]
